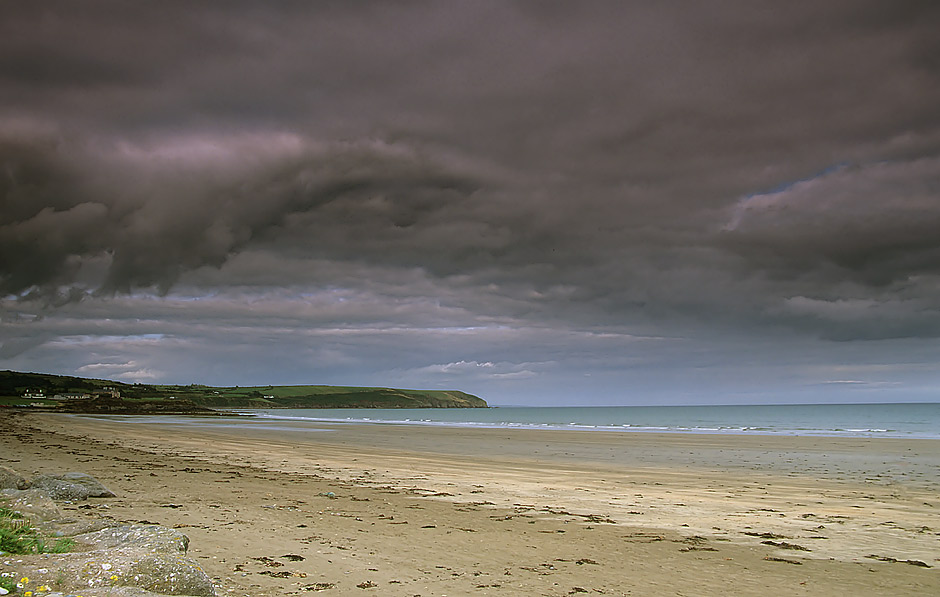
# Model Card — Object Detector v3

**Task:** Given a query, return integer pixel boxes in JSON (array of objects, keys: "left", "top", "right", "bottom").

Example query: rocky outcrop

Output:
[
  {"left": 0, "top": 465, "right": 29, "bottom": 490},
  {"left": 8, "top": 547, "right": 216, "bottom": 597},
  {"left": 0, "top": 468, "right": 215, "bottom": 597},
  {"left": 28, "top": 590, "right": 193, "bottom": 597},
  {"left": 75, "top": 525, "right": 190, "bottom": 553},
  {"left": 0, "top": 487, "right": 62, "bottom": 521},
  {"left": 56, "top": 396, "right": 222, "bottom": 415},
  {"left": 31, "top": 472, "right": 116, "bottom": 500}
]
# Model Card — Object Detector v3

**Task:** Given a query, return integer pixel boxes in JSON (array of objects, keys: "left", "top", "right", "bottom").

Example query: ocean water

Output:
[{"left": 241, "top": 402, "right": 940, "bottom": 439}]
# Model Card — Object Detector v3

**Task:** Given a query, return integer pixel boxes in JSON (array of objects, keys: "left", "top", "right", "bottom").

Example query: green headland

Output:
[{"left": 0, "top": 370, "right": 487, "bottom": 413}]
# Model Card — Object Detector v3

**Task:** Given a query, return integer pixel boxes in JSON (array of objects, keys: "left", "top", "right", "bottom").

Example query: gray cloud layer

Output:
[{"left": 2, "top": 1, "right": 940, "bottom": 402}]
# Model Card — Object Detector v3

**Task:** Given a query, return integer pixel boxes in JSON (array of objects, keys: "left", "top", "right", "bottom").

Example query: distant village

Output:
[{"left": 20, "top": 386, "right": 121, "bottom": 407}]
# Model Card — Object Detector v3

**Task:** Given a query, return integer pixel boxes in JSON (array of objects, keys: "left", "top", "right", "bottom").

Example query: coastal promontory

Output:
[{"left": 0, "top": 370, "right": 488, "bottom": 413}]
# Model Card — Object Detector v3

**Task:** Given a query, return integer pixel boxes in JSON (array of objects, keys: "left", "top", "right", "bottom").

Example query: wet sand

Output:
[{"left": 2, "top": 411, "right": 939, "bottom": 595}]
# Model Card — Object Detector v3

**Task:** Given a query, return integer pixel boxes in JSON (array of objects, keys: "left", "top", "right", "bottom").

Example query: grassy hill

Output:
[{"left": 0, "top": 370, "right": 488, "bottom": 410}]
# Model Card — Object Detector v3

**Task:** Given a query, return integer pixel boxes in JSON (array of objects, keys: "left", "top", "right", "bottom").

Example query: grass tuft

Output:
[{"left": 0, "top": 506, "right": 74, "bottom": 555}]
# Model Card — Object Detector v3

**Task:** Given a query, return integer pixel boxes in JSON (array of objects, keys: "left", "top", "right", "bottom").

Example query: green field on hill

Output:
[{"left": 0, "top": 370, "right": 488, "bottom": 410}]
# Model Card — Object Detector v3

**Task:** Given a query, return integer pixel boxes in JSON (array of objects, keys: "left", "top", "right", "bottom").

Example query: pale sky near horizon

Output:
[{"left": 2, "top": 1, "right": 940, "bottom": 406}]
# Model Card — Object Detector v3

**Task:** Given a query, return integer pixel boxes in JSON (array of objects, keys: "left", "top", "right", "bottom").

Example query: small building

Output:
[
  {"left": 22, "top": 389, "right": 45, "bottom": 399},
  {"left": 54, "top": 392, "right": 92, "bottom": 401}
]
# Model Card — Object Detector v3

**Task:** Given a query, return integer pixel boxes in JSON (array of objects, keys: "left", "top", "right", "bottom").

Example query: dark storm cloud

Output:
[
  {"left": 0, "top": 127, "right": 496, "bottom": 297},
  {"left": 718, "top": 155, "right": 940, "bottom": 339},
  {"left": 2, "top": 1, "right": 940, "bottom": 399},
  {"left": 722, "top": 159, "right": 940, "bottom": 284}
]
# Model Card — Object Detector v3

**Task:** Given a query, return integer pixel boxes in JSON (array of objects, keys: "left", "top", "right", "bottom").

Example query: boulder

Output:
[
  {"left": 31, "top": 472, "right": 116, "bottom": 500},
  {"left": 74, "top": 524, "right": 190, "bottom": 554},
  {"left": 2, "top": 526, "right": 214, "bottom": 597},
  {"left": 5, "top": 551, "right": 215, "bottom": 596},
  {"left": 0, "top": 487, "right": 62, "bottom": 520},
  {"left": 0, "top": 465, "right": 29, "bottom": 490},
  {"left": 125, "top": 553, "right": 216, "bottom": 596},
  {"left": 44, "top": 517, "right": 120, "bottom": 538},
  {"left": 43, "top": 590, "right": 197, "bottom": 597}
]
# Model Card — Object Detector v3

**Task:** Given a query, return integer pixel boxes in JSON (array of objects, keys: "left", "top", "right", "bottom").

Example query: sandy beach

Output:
[{"left": 2, "top": 411, "right": 939, "bottom": 596}]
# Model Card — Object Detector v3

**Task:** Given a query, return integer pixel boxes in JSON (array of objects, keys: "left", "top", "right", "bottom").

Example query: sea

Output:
[{"left": 238, "top": 402, "right": 940, "bottom": 439}]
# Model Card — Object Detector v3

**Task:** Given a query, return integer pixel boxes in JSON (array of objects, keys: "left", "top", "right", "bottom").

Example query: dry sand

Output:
[{"left": 2, "top": 411, "right": 939, "bottom": 596}]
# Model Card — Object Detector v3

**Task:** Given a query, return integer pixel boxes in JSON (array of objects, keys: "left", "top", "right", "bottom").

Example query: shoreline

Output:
[
  {"left": 3, "top": 411, "right": 939, "bottom": 595},
  {"left": 231, "top": 402, "right": 940, "bottom": 440},
  {"left": 234, "top": 413, "right": 940, "bottom": 439},
  {"left": 71, "top": 411, "right": 940, "bottom": 490}
]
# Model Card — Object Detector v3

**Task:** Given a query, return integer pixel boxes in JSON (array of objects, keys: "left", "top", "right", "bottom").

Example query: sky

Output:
[{"left": 2, "top": 1, "right": 940, "bottom": 406}]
